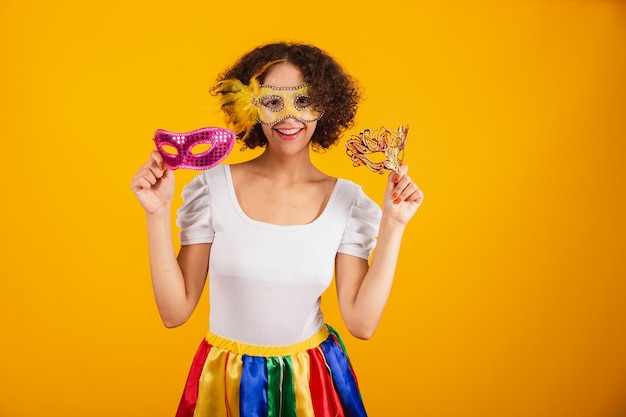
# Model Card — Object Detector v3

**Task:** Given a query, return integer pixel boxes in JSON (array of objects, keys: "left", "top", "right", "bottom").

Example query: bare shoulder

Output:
[
  {"left": 228, "top": 160, "right": 255, "bottom": 179},
  {"left": 228, "top": 160, "right": 269, "bottom": 187},
  {"left": 311, "top": 168, "right": 336, "bottom": 188}
]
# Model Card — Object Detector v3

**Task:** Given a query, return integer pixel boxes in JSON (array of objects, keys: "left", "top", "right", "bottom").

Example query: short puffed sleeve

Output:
[
  {"left": 176, "top": 172, "right": 214, "bottom": 245},
  {"left": 338, "top": 186, "right": 382, "bottom": 260}
]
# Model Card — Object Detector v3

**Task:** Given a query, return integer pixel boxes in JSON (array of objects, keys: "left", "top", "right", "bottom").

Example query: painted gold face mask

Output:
[
  {"left": 345, "top": 125, "right": 409, "bottom": 174},
  {"left": 255, "top": 83, "right": 323, "bottom": 126}
]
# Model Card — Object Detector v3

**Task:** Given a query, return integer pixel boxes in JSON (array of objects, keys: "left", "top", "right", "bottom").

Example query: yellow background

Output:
[{"left": 1, "top": 1, "right": 625, "bottom": 416}]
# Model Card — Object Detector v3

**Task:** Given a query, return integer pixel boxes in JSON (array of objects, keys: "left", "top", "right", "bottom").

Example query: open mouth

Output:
[
  {"left": 274, "top": 127, "right": 303, "bottom": 140},
  {"left": 275, "top": 127, "right": 302, "bottom": 136}
]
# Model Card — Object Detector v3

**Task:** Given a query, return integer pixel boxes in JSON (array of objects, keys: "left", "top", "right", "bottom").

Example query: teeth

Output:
[{"left": 277, "top": 128, "right": 300, "bottom": 135}]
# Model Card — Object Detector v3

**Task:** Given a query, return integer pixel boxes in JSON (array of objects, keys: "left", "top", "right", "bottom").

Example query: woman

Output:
[{"left": 131, "top": 42, "right": 424, "bottom": 417}]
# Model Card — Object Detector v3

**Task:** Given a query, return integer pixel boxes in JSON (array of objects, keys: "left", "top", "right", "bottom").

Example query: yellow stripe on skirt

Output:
[{"left": 175, "top": 325, "right": 368, "bottom": 417}]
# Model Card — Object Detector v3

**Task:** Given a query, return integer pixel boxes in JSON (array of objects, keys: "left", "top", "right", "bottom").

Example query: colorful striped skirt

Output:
[{"left": 175, "top": 324, "right": 368, "bottom": 417}]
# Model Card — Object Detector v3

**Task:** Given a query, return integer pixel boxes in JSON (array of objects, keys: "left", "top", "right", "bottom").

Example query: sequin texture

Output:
[{"left": 153, "top": 127, "right": 236, "bottom": 170}]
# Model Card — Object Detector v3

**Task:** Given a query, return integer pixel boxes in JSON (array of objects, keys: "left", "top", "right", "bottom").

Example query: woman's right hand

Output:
[{"left": 130, "top": 151, "right": 175, "bottom": 216}]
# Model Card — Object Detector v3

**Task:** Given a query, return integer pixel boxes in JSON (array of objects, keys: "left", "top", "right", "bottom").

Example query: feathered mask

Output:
[{"left": 211, "top": 59, "right": 285, "bottom": 141}]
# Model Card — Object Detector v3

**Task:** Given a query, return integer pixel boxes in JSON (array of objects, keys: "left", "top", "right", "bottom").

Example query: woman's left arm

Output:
[{"left": 335, "top": 164, "right": 424, "bottom": 339}]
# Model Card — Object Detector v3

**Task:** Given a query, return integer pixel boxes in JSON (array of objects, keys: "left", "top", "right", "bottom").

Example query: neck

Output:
[{"left": 251, "top": 146, "right": 317, "bottom": 182}]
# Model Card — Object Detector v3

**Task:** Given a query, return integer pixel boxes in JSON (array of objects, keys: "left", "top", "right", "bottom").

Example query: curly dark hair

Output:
[{"left": 214, "top": 42, "right": 361, "bottom": 150}]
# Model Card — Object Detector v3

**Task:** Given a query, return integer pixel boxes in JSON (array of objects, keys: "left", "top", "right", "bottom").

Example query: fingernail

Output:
[
  {"left": 393, "top": 176, "right": 400, "bottom": 183},
  {"left": 394, "top": 198, "right": 401, "bottom": 204},
  {"left": 392, "top": 192, "right": 398, "bottom": 199}
]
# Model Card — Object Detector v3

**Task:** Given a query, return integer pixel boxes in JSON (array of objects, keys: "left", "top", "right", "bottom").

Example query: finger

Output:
[
  {"left": 393, "top": 180, "right": 419, "bottom": 203},
  {"left": 391, "top": 173, "right": 413, "bottom": 199},
  {"left": 392, "top": 164, "right": 409, "bottom": 183},
  {"left": 132, "top": 165, "right": 158, "bottom": 187},
  {"left": 386, "top": 164, "right": 406, "bottom": 197},
  {"left": 415, "top": 188, "right": 424, "bottom": 204},
  {"left": 130, "top": 175, "right": 154, "bottom": 193},
  {"left": 160, "top": 165, "right": 175, "bottom": 184},
  {"left": 141, "top": 153, "right": 165, "bottom": 180},
  {"left": 136, "top": 177, "right": 154, "bottom": 191},
  {"left": 405, "top": 187, "right": 424, "bottom": 205},
  {"left": 147, "top": 161, "right": 165, "bottom": 180},
  {"left": 150, "top": 150, "right": 165, "bottom": 170}
]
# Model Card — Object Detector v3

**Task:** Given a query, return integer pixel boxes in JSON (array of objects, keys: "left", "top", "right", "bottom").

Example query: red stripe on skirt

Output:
[
  {"left": 175, "top": 340, "right": 212, "bottom": 417},
  {"left": 308, "top": 347, "right": 345, "bottom": 417},
  {"left": 224, "top": 351, "right": 231, "bottom": 417}
]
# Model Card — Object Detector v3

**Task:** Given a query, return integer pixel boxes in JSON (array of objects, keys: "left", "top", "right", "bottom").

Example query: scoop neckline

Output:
[{"left": 222, "top": 164, "right": 343, "bottom": 230}]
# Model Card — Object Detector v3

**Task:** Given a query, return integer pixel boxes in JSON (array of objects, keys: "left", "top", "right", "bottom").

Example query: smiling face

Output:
[{"left": 259, "top": 62, "right": 319, "bottom": 153}]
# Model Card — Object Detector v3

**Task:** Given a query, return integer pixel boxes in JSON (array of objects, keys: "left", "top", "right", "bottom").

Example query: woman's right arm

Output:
[{"left": 131, "top": 151, "right": 210, "bottom": 328}]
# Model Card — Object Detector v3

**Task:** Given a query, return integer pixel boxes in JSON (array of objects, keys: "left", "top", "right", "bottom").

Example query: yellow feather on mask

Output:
[
  {"left": 211, "top": 59, "right": 286, "bottom": 141},
  {"left": 211, "top": 77, "right": 260, "bottom": 141}
]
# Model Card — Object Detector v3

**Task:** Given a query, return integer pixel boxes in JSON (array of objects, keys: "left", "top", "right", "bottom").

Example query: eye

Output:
[
  {"left": 260, "top": 96, "right": 284, "bottom": 111},
  {"left": 295, "top": 95, "right": 312, "bottom": 109}
]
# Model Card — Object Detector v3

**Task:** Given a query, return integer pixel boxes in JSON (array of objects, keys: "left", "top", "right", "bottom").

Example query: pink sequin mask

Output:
[{"left": 153, "top": 127, "right": 236, "bottom": 170}]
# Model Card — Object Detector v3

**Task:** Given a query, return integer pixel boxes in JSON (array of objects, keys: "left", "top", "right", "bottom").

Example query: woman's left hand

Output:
[{"left": 382, "top": 164, "right": 424, "bottom": 226}]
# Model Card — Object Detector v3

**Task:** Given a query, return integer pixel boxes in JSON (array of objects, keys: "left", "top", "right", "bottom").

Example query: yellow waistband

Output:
[{"left": 205, "top": 326, "right": 330, "bottom": 357}]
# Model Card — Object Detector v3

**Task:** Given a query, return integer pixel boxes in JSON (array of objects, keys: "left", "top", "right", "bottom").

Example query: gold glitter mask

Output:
[
  {"left": 255, "top": 84, "right": 323, "bottom": 126},
  {"left": 345, "top": 125, "right": 409, "bottom": 174}
]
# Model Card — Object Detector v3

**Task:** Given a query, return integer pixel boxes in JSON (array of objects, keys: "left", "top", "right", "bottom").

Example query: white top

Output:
[{"left": 176, "top": 164, "right": 382, "bottom": 346}]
